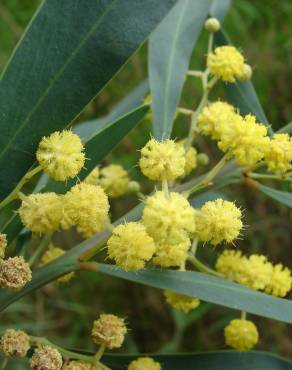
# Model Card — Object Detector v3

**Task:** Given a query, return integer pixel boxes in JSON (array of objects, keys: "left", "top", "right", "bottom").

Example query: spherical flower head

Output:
[
  {"left": 99, "top": 164, "right": 130, "bottom": 198},
  {"left": 91, "top": 314, "right": 127, "bottom": 349},
  {"left": 218, "top": 114, "right": 269, "bottom": 166},
  {"left": 0, "top": 256, "right": 32, "bottom": 290},
  {"left": 85, "top": 167, "right": 100, "bottom": 186},
  {"left": 62, "top": 361, "right": 100, "bottom": 370},
  {"left": 65, "top": 183, "right": 110, "bottom": 238},
  {"left": 36, "top": 130, "right": 85, "bottom": 181},
  {"left": 265, "top": 263, "right": 292, "bottom": 297},
  {"left": 207, "top": 46, "right": 246, "bottom": 83},
  {"left": 139, "top": 139, "right": 185, "bottom": 181},
  {"left": 142, "top": 191, "right": 195, "bottom": 244},
  {"left": 153, "top": 237, "right": 191, "bottom": 268},
  {"left": 107, "top": 222, "right": 156, "bottom": 271},
  {"left": 265, "top": 133, "right": 292, "bottom": 174},
  {"left": 19, "top": 193, "right": 66, "bottom": 234},
  {"left": 238, "top": 254, "right": 273, "bottom": 290},
  {"left": 41, "top": 245, "right": 74, "bottom": 283},
  {"left": 184, "top": 147, "right": 198, "bottom": 176},
  {"left": 0, "top": 329, "right": 30, "bottom": 357},
  {"left": 204, "top": 17, "right": 221, "bottom": 32},
  {"left": 238, "top": 64, "right": 253, "bottom": 81},
  {"left": 0, "top": 233, "right": 7, "bottom": 259},
  {"left": 197, "top": 101, "right": 236, "bottom": 140},
  {"left": 224, "top": 319, "right": 259, "bottom": 351},
  {"left": 164, "top": 290, "right": 200, "bottom": 313},
  {"left": 215, "top": 250, "right": 244, "bottom": 281},
  {"left": 195, "top": 199, "right": 242, "bottom": 245},
  {"left": 128, "top": 357, "right": 161, "bottom": 370},
  {"left": 30, "top": 345, "right": 63, "bottom": 370}
]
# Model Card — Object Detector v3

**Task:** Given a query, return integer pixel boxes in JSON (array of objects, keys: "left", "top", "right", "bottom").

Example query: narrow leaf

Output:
[
  {"left": 278, "top": 122, "right": 292, "bottom": 134},
  {"left": 259, "top": 184, "right": 292, "bottom": 208},
  {"left": 210, "top": 0, "right": 231, "bottom": 21},
  {"left": 149, "top": 0, "right": 212, "bottom": 140},
  {"left": 0, "top": 0, "right": 177, "bottom": 198}
]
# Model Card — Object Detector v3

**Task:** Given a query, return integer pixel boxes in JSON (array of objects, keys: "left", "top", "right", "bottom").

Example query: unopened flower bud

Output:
[
  {"left": 30, "top": 345, "right": 63, "bottom": 370},
  {"left": 197, "top": 153, "right": 210, "bottom": 166},
  {"left": 238, "top": 64, "right": 253, "bottom": 81},
  {"left": 91, "top": 314, "right": 127, "bottom": 349},
  {"left": 204, "top": 18, "right": 221, "bottom": 32},
  {"left": 0, "top": 256, "right": 32, "bottom": 290},
  {"left": 127, "top": 181, "right": 141, "bottom": 194},
  {"left": 0, "top": 329, "right": 30, "bottom": 357}
]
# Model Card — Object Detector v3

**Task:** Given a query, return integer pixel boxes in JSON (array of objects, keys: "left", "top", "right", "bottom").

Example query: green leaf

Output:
[
  {"left": 258, "top": 184, "right": 292, "bottom": 208},
  {"left": 0, "top": 0, "right": 177, "bottom": 199},
  {"left": 149, "top": 0, "right": 212, "bottom": 140},
  {"left": 213, "top": 31, "right": 272, "bottom": 133},
  {"left": 101, "top": 352, "right": 292, "bottom": 370},
  {"left": 45, "top": 104, "right": 149, "bottom": 193},
  {"left": 210, "top": 0, "right": 231, "bottom": 21},
  {"left": 278, "top": 121, "right": 292, "bottom": 134}
]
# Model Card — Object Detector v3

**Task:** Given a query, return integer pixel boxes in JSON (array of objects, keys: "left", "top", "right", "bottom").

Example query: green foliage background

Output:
[{"left": 0, "top": 0, "right": 292, "bottom": 368}]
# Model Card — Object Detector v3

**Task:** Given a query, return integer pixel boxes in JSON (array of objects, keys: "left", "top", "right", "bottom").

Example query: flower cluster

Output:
[
  {"left": 216, "top": 250, "right": 292, "bottom": 297},
  {"left": 224, "top": 319, "right": 259, "bottom": 351},
  {"left": 128, "top": 357, "right": 161, "bottom": 370},
  {"left": 0, "top": 256, "right": 32, "bottom": 291},
  {"left": 164, "top": 290, "right": 200, "bottom": 313},
  {"left": 91, "top": 314, "right": 127, "bottom": 349}
]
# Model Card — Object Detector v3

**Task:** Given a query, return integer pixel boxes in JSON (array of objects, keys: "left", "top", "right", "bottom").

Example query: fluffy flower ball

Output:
[
  {"left": 36, "top": 130, "right": 85, "bottom": 181},
  {"left": 218, "top": 114, "right": 269, "bottom": 166},
  {"left": 30, "top": 345, "right": 63, "bottom": 370},
  {"left": 85, "top": 167, "right": 100, "bottom": 186},
  {"left": 164, "top": 290, "right": 200, "bottom": 313},
  {"left": 62, "top": 361, "right": 100, "bottom": 370},
  {"left": 91, "top": 314, "right": 127, "bottom": 349},
  {"left": 128, "top": 357, "right": 161, "bottom": 370},
  {"left": 139, "top": 139, "right": 185, "bottom": 181},
  {"left": 265, "top": 133, "right": 292, "bottom": 174},
  {"left": 142, "top": 191, "right": 195, "bottom": 244},
  {"left": 207, "top": 46, "right": 246, "bottom": 83},
  {"left": 183, "top": 146, "right": 198, "bottom": 176},
  {"left": 107, "top": 222, "right": 156, "bottom": 271},
  {"left": 0, "top": 233, "right": 7, "bottom": 259},
  {"left": 41, "top": 245, "right": 74, "bottom": 283},
  {"left": 198, "top": 101, "right": 236, "bottom": 140},
  {"left": 65, "top": 183, "right": 109, "bottom": 238},
  {"left": 265, "top": 263, "right": 292, "bottom": 297},
  {"left": 224, "top": 319, "right": 259, "bottom": 351},
  {"left": 99, "top": 164, "right": 130, "bottom": 198},
  {"left": 0, "top": 329, "right": 30, "bottom": 357},
  {"left": 153, "top": 237, "right": 191, "bottom": 268},
  {"left": 216, "top": 250, "right": 244, "bottom": 281},
  {"left": 195, "top": 199, "right": 242, "bottom": 245},
  {"left": 0, "top": 256, "right": 32, "bottom": 290}
]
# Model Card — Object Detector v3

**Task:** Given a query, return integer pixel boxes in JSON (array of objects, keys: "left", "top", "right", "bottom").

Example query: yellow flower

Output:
[
  {"left": 153, "top": 237, "right": 191, "bottom": 268},
  {"left": 142, "top": 191, "right": 195, "bottom": 244},
  {"left": 237, "top": 254, "right": 273, "bottom": 290},
  {"left": 198, "top": 101, "right": 236, "bottom": 140},
  {"left": 164, "top": 290, "right": 200, "bottom": 313},
  {"left": 139, "top": 139, "right": 185, "bottom": 181},
  {"left": 62, "top": 361, "right": 100, "bottom": 370},
  {"left": 215, "top": 250, "right": 244, "bottom": 281},
  {"left": 218, "top": 114, "right": 269, "bottom": 166},
  {"left": 265, "top": 133, "right": 292, "bottom": 174},
  {"left": 184, "top": 147, "right": 198, "bottom": 176},
  {"left": 91, "top": 314, "right": 127, "bottom": 349},
  {"left": 265, "top": 263, "right": 292, "bottom": 297},
  {"left": 224, "top": 319, "right": 259, "bottom": 351},
  {"left": 30, "top": 345, "right": 62, "bottom": 370},
  {"left": 0, "top": 233, "right": 7, "bottom": 259},
  {"left": 204, "top": 17, "right": 221, "bottom": 33},
  {"left": 99, "top": 164, "right": 129, "bottom": 198},
  {"left": 195, "top": 199, "right": 242, "bottom": 245},
  {"left": 0, "top": 329, "right": 30, "bottom": 358},
  {"left": 85, "top": 167, "right": 100, "bottom": 185},
  {"left": 0, "top": 256, "right": 32, "bottom": 291},
  {"left": 107, "top": 222, "right": 156, "bottom": 271},
  {"left": 36, "top": 130, "right": 85, "bottom": 181},
  {"left": 207, "top": 46, "right": 246, "bottom": 83},
  {"left": 128, "top": 357, "right": 161, "bottom": 370},
  {"left": 65, "top": 183, "right": 110, "bottom": 238},
  {"left": 19, "top": 193, "right": 67, "bottom": 234},
  {"left": 41, "top": 245, "right": 74, "bottom": 283}
]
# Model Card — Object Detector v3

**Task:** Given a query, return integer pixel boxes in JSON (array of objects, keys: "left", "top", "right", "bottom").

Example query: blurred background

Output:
[{"left": 0, "top": 0, "right": 292, "bottom": 368}]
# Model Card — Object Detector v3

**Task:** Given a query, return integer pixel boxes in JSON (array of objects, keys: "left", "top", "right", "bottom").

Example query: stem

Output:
[
  {"left": 186, "top": 153, "right": 229, "bottom": 197},
  {"left": 29, "top": 233, "right": 53, "bottom": 267},
  {"left": 187, "top": 70, "right": 204, "bottom": 78},
  {"left": 190, "top": 239, "right": 198, "bottom": 255},
  {"left": 0, "top": 165, "right": 42, "bottom": 210},
  {"left": 162, "top": 178, "right": 169, "bottom": 198},
  {"left": 187, "top": 255, "right": 223, "bottom": 278},
  {"left": 1, "top": 357, "right": 8, "bottom": 369},
  {"left": 241, "top": 311, "right": 247, "bottom": 320},
  {"left": 207, "top": 32, "right": 214, "bottom": 54},
  {"left": 177, "top": 107, "right": 194, "bottom": 116},
  {"left": 249, "top": 172, "right": 292, "bottom": 182},
  {"left": 95, "top": 344, "right": 106, "bottom": 361}
]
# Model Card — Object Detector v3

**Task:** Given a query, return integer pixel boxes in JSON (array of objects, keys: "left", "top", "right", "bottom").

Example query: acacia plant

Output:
[{"left": 0, "top": 1, "right": 292, "bottom": 370}]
